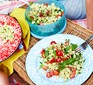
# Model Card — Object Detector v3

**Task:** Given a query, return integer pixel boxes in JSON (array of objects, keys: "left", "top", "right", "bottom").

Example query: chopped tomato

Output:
[
  {"left": 70, "top": 68, "right": 76, "bottom": 78},
  {"left": 67, "top": 66, "right": 72, "bottom": 70},
  {"left": 46, "top": 10, "right": 50, "bottom": 15},
  {"left": 67, "top": 54, "right": 71, "bottom": 58},
  {"left": 50, "top": 41, "right": 56, "bottom": 45},
  {"left": 56, "top": 57, "right": 68, "bottom": 62},
  {"left": 46, "top": 70, "right": 59, "bottom": 78},
  {"left": 39, "top": 12, "right": 44, "bottom": 17},
  {"left": 56, "top": 14, "right": 61, "bottom": 18},
  {"left": 44, "top": 3, "right": 48, "bottom": 7},
  {"left": 42, "top": 53, "right": 45, "bottom": 58},
  {"left": 49, "top": 70, "right": 54, "bottom": 76},
  {"left": 41, "top": 49, "right": 45, "bottom": 58},
  {"left": 56, "top": 12, "right": 64, "bottom": 18},
  {"left": 61, "top": 57, "right": 69, "bottom": 61},
  {"left": 64, "top": 40, "right": 69, "bottom": 46},
  {"left": 56, "top": 50, "right": 64, "bottom": 56},
  {"left": 46, "top": 61, "right": 50, "bottom": 64},
  {"left": 53, "top": 70, "right": 60, "bottom": 76},
  {"left": 67, "top": 66, "right": 76, "bottom": 78},
  {"left": 56, "top": 15, "right": 59, "bottom": 18},
  {"left": 49, "top": 58, "right": 55, "bottom": 63},
  {"left": 56, "top": 58, "right": 62, "bottom": 62},
  {"left": 42, "top": 66, "right": 48, "bottom": 70},
  {"left": 46, "top": 72, "right": 52, "bottom": 78},
  {"left": 41, "top": 49, "right": 45, "bottom": 54}
]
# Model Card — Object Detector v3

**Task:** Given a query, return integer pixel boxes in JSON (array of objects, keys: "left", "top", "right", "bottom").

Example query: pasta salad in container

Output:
[{"left": 27, "top": 3, "right": 64, "bottom": 25}]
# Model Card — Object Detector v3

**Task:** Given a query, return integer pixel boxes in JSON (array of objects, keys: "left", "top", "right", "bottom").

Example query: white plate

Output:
[{"left": 26, "top": 34, "right": 93, "bottom": 85}]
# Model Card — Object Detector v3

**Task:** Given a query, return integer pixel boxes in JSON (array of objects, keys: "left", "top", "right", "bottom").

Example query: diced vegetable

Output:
[
  {"left": 0, "top": 24, "right": 14, "bottom": 43},
  {"left": 56, "top": 50, "right": 64, "bottom": 56},
  {"left": 46, "top": 72, "right": 52, "bottom": 78},
  {"left": 44, "top": 50, "right": 49, "bottom": 57},
  {"left": 50, "top": 41, "right": 56, "bottom": 45},
  {"left": 49, "top": 58, "right": 56, "bottom": 64},
  {"left": 27, "top": 3, "right": 64, "bottom": 25},
  {"left": 42, "top": 66, "right": 48, "bottom": 70},
  {"left": 71, "top": 44, "right": 78, "bottom": 50},
  {"left": 53, "top": 70, "right": 60, "bottom": 75}
]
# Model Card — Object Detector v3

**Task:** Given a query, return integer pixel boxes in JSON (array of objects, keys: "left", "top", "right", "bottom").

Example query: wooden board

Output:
[{"left": 13, "top": 18, "right": 93, "bottom": 85}]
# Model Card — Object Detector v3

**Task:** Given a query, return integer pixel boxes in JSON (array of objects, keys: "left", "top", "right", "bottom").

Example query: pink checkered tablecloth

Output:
[
  {"left": 73, "top": 19, "right": 87, "bottom": 29},
  {"left": 0, "top": 0, "right": 36, "bottom": 14}
]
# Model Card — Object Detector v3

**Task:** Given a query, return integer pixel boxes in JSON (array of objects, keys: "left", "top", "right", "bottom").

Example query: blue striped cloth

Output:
[{"left": 57, "top": 0, "right": 86, "bottom": 20}]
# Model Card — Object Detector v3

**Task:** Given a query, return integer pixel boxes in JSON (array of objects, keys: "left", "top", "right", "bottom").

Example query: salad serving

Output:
[
  {"left": 39, "top": 39, "right": 84, "bottom": 80},
  {"left": 27, "top": 3, "right": 64, "bottom": 25},
  {"left": 0, "top": 24, "right": 14, "bottom": 43},
  {"left": 0, "top": 14, "right": 22, "bottom": 61}
]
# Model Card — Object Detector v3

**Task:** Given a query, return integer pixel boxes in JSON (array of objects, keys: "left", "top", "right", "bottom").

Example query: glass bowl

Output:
[{"left": 25, "top": 0, "right": 67, "bottom": 39}]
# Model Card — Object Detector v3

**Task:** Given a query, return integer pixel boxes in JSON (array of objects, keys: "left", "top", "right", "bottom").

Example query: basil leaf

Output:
[
  {"left": 53, "top": 50, "right": 56, "bottom": 56},
  {"left": 71, "top": 44, "right": 78, "bottom": 50},
  {"left": 39, "top": 63, "right": 44, "bottom": 69},
  {"left": 44, "top": 50, "right": 49, "bottom": 57},
  {"left": 58, "top": 58, "right": 77, "bottom": 71},
  {"left": 64, "top": 46, "right": 70, "bottom": 54}
]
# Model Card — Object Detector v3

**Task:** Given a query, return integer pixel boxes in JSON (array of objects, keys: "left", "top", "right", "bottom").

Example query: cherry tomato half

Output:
[
  {"left": 56, "top": 50, "right": 64, "bottom": 56},
  {"left": 68, "top": 66, "right": 76, "bottom": 78},
  {"left": 42, "top": 66, "right": 48, "bottom": 70},
  {"left": 44, "top": 3, "right": 48, "bottom": 7},
  {"left": 50, "top": 41, "right": 56, "bottom": 45},
  {"left": 56, "top": 58, "right": 62, "bottom": 62},
  {"left": 46, "top": 72, "right": 52, "bottom": 78},
  {"left": 46, "top": 10, "right": 50, "bottom": 15},
  {"left": 49, "top": 58, "right": 55, "bottom": 64},
  {"left": 41, "top": 49, "right": 45, "bottom": 54},
  {"left": 39, "top": 12, "right": 44, "bottom": 17},
  {"left": 53, "top": 70, "right": 60, "bottom": 76},
  {"left": 41, "top": 49, "right": 45, "bottom": 58}
]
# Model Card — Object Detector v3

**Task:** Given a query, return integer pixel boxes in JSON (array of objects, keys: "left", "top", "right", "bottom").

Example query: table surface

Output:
[{"left": 13, "top": 5, "right": 93, "bottom": 85}]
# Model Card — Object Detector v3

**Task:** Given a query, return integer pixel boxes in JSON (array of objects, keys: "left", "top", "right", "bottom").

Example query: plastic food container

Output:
[{"left": 25, "top": 0, "right": 67, "bottom": 39}]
